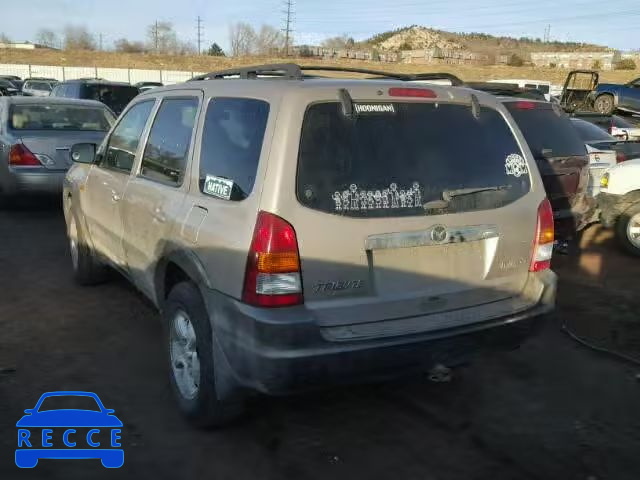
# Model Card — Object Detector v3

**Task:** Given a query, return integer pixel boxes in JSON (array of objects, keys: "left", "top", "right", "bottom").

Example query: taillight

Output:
[
  {"left": 242, "top": 211, "right": 303, "bottom": 307},
  {"left": 530, "top": 198, "right": 554, "bottom": 272},
  {"left": 9, "top": 144, "right": 42, "bottom": 166},
  {"left": 514, "top": 101, "right": 537, "bottom": 110},
  {"left": 388, "top": 87, "right": 437, "bottom": 98},
  {"left": 616, "top": 151, "right": 626, "bottom": 164}
]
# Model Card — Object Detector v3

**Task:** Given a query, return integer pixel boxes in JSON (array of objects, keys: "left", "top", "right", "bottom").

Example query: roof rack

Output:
[
  {"left": 189, "top": 63, "right": 465, "bottom": 86},
  {"left": 190, "top": 64, "right": 303, "bottom": 81}
]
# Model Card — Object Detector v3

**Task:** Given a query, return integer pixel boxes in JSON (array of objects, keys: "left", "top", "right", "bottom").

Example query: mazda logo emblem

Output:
[{"left": 430, "top": 225, "right": 448, "bottom": 243}]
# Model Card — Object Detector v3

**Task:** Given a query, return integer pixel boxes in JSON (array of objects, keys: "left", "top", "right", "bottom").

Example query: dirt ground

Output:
[
  {"left": 1, "top": 49, "right": 639, "bottom": 84},
  {"left": 1, "top": 201, "right": 640, "bottom": 480}
]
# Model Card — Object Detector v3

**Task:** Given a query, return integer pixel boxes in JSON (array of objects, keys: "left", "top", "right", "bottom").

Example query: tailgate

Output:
[{"left": 291, "top": 99, "right": 540, "bottom": 328}]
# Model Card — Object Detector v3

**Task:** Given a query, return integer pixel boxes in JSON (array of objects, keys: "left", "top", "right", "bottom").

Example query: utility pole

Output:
[
  {"left": 196, "top": 16, "right": 204, "bottom": 55},
  {"left": 282, "top": 0, "right": 294, "bottom": 56},
  {"left": 99, "top": 33, "right": 103, "bottom": 51},
  {"left": 154, "top": 20, "right": 159, "bottom": 53},
  {"left": 544, "top": 24, "right": 551, "bottom": 43}
]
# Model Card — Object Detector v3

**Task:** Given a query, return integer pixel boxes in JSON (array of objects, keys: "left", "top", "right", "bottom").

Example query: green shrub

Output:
[{"left": 507, "top": 54, "right": 524, "bottom": 67}]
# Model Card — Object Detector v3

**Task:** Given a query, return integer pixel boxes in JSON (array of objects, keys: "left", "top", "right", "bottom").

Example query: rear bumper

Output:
[
  {"left": 554, "top": 192, "right": 596, "bottom": 239},
  {"left": 1, "top": 169, "right": 66, "bottom": 196},
  {"left": 204, "top": 270, "right": 557, "bottom": 396}
]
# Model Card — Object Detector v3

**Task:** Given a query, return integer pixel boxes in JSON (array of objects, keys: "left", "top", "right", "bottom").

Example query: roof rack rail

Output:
[
  {"left": 190, "top": 64, "right": 304, "bottom": 81},
  {"left": 190, "top": 63, "right": 465, "bottom": 86}
]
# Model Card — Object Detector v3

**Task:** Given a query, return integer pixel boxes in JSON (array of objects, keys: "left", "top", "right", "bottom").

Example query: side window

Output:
[
  {"left": 51, "top": 84, "right": 63, "bottom": 96},
  {"left": 199, "top": 98, "right": 269, "bottom": 201},
  {"left": 140, "top": 97, "right": 198, "bottom": 186},
  {"left": 70, "top": 84, "right": 81, "bottom": 98},
  {"left": 101, "top": 101, "right": 154, "bottom": 173}
]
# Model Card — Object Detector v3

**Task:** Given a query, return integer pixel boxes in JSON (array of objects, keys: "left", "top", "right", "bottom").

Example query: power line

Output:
[
  {"left": 196, "top": 16, "right": 204, "bottom": 55},
  {"left": 282, "top": 0, "right": 294, "bottom": 55}
]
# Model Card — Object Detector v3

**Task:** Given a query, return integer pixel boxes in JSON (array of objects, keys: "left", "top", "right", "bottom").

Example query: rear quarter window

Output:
[
  {"left": 297, "top": 101, "right": 531, "bottom": 217},
  {"left": 199, "top": 98, "right": 269, "bottom": 201}
]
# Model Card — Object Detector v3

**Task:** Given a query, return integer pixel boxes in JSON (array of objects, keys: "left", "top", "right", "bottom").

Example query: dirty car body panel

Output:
[{"left": 64, "top": 74, "right": 557, "bottom": 400}]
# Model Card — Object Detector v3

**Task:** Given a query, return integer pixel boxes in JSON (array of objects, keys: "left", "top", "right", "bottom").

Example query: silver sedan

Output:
[{"left": 0, "top": 97, "right": 115, "bottom": 203}]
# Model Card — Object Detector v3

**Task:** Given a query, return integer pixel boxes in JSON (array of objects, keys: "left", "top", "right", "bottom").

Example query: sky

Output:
[{"left": 0, "top": 0, "right": 638, "bottom": 51}]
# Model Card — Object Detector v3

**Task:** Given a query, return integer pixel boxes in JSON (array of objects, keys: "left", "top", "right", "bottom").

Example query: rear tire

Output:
[
  {"left": 615, "top": 203, "right": 640, "bottom": 257},
  {"left": 594, "top": 94, "right": 615, "bottom": 115},
  {"left": 164, "top": 281, "right": 244, "bottom": 428},
  {"left": 68, "top": 213, "right": 108, "bottom": 285}
]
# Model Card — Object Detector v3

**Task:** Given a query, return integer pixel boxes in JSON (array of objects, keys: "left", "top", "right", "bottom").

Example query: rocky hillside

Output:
[
  {"left": 366, "top": 26, "right": 608, "bottom": 56},
  {"left": 375, "top": 26, "right": 464, "bottom": 51}
]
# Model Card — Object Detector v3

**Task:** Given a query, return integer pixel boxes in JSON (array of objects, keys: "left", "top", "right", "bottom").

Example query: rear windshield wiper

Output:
[
  {"left": 442, "top": 185, "right": 511, "bottom": 202},
  {"left": 422, "top": 185, "right": 511, "bottom": 210}
]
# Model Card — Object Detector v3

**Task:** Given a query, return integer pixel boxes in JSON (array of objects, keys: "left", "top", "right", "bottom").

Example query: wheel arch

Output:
[
  {"left": 595, "top": 89, "right": 619, "bottom": 106},
  {"left": 154, "top": 248, "right": 212, "bottom": 307}
]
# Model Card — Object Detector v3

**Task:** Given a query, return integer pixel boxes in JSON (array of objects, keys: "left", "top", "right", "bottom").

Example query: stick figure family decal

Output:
[{"left": 332, "top": 182, "right": 422, "bottom": 212}]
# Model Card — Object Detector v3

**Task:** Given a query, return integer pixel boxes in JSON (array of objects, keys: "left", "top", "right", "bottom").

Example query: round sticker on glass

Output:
[{"left": 505, "top": 154, "right": 528, "bottom": 178}]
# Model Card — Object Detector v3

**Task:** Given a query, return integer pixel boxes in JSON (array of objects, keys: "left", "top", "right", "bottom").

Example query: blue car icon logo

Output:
[{"left": 15, "top": 391, "right": 124, "bottom": 468}]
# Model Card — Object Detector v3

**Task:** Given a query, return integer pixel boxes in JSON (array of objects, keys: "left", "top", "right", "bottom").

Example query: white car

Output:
[
  {"left": 571, "top": 118, "right": 618, "bottom": 197},
  {"left": 598, "top": 159, "right": 640, "bottom": 256},
  {"left": 22, "top": 80, "right": 57, "bottom": 97}
]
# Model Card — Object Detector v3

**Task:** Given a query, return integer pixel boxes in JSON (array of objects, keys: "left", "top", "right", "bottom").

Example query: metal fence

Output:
[{"left": 0, "top": 63, "right": 205, "bottom": 85}]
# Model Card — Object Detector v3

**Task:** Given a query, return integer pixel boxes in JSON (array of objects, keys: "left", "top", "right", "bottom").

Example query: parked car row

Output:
[
  {"left": 0, "top": 75, "right": 166, "bottom": 115},
  {"left": 2, "top": 63, "right": 639, "bottom": 428}
]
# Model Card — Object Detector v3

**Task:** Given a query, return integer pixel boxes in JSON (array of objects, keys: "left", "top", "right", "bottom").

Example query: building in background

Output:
[
  {"left": 531, "top": 51, "right": 621, "bottom": 70},
  {"left": 0, "top": 42, "right": 56, "bottom": 50}
]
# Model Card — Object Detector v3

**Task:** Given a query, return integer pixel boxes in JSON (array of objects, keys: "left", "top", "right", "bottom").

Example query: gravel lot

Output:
[{"left": 1, "top": 201, "right": 639, "bottom": 480}]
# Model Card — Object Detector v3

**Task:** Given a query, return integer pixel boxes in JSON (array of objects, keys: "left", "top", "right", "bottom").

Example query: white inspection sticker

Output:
[
  {"left": 203, "top": 175, "right": 234, "bottom": 200},
  {"left": 504, "top": 153, "right": 528, "bottom": 178}
]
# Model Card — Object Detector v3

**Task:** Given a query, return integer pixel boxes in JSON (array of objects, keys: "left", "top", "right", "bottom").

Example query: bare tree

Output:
[
  {"left": 322, "top": 35, "right": 356, "bottom": 49},
  {"left": 146, "top": 21, "right": 178, "bottom": 54},
  {"left": 63, "top": 25, "right": 96, "bottom": 50},
  {"left": 175, "top": 40, "right": 197, "bottom": 56},
  {"left": 228, "top": 22, "right": 256, "bottom": 56},
  {"left": 255, "top": 25, "right": 285, "bottom": 55},
  {"left": 0, "top": 33, "right": 11, "bottom": 44},
  {"left": 36, "top": 29, "right": 59, "bottom": 48},
  {"left": 114, "top": 38, "right": 146, "bottom": 53}
]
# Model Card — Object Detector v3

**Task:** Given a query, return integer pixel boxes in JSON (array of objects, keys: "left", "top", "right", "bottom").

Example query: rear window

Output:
[
  {"left": 571, "top": 119, "right": 615, "bottom": 142},
  {"left": 81, "top": 84, "right": 140, "bottom": 113},
  {"left": 525, "top": 84, "right": 550, "bottom": 94},
  {"left": 505, "top": 102, "right": 586, "bottom": 158},
  {"left": 9, "top": 104, "right": 115, "bottom": 131},
  {"left": 297, "top": 102, "right": 531, "bottom": 217},
  {"left": 27, "top": 81, "right": 54, "bottom": 91}
]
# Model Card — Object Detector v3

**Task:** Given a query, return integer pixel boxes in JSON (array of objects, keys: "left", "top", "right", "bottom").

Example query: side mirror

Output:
[{"left": 70, "top": 143, "right": 96, "bottom": 164}]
